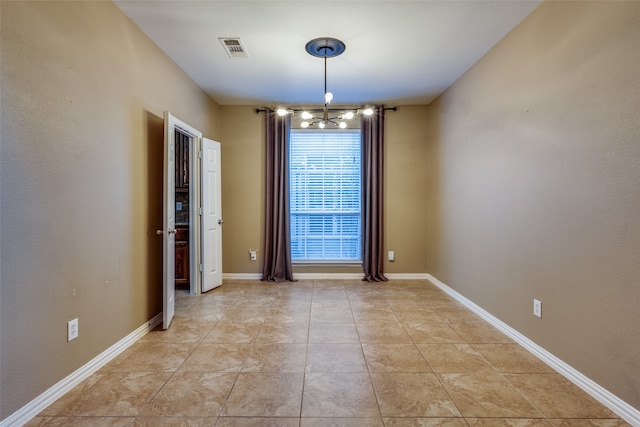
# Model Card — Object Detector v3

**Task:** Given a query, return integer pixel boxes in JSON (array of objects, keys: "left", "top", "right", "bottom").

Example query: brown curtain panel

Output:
[
  {"left": 362, "top": 106, "right": 388, "bottom": 282},
  {"left": 261, "top": 109, "right": 295, "bottom": 282}
]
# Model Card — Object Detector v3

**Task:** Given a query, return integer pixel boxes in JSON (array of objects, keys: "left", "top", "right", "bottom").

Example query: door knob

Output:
[
  {"left": 218, "top": 219, "right": 224, "bottom": 225},
  {"left": 157, "top": 229, "right": 177, "bottom": 235}
]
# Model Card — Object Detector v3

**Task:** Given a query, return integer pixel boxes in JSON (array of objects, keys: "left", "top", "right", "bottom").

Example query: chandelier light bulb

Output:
[
  {"left": 319, "top": 121, "right": 326, "bottom": 129},
  {"left": 301, "top": 121, "right": 310, "bottom": 128},
  {"left": 276, "top": 108, "right": 288, "bottom": 116},
  {"left": 301, "top": 111, "right": 313, "bottom": 120},
  {"left": 362, "top": 107, "right": 374, "bottom": 116},
  {"left": 344, "top": 111, "right": 355, "bottom": 120},
  {"left": 339, "top": 122, "right": 347, "bottom": 129},
  {"left": 324, "top": 92, "right": 333, "bottom": 104}
]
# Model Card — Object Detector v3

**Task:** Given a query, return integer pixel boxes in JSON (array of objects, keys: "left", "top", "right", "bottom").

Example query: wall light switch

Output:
[
  {"left": 250, "top": 250, "right": 257, "bottom": 261},
  {"left": 388, "top": 251, "right": 395, "bottom": 262}
]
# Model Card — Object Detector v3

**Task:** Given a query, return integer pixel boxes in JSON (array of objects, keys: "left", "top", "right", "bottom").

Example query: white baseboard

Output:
[
  {"left": 385, "top": 273, "right": 429, "bottom": 280},
  {"left": 1, "top": 313, "right": 163, "bottom": 427},
  {"left": 222, "top": 272, "right": 429, "bottom": 281},
  {"left": 222, "top": 273, "right": 262, "bottom": 280},
  {"left": 426, "top": 274, "right": 640, "bottom": 426},
  {"left": 293, "top": 273, "right": 364, "bottom": 280}
]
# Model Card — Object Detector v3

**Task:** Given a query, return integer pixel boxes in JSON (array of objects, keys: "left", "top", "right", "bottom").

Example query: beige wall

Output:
[
  {"left": 0, "top": 1, "right": 219, "bottom": 419},
  {"left": 385, "top": 106, "right": 429, "bottom": 274},
  {"left": 219, "top": 106, "right": 430, "bottom": 276},
  {"left": 426, "top": 1, "right": 640, "bottom": 409},
  {"left": 219, "top": 106, "right": 265, "bottom": 274}
]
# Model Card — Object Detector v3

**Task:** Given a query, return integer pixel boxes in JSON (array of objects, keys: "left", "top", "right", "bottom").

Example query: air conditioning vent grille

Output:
[{"left": 219, "top": 38, "right": 249, "bottom": 59}]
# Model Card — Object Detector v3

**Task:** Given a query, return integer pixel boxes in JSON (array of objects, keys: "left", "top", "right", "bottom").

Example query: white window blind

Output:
[{"left": 290, "top": 129, "right": 362, "bottom": 262}]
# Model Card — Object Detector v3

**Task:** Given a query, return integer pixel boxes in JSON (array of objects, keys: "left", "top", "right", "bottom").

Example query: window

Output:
[{"left": 290, "top": 129, "right": 362, "bottom": 262}]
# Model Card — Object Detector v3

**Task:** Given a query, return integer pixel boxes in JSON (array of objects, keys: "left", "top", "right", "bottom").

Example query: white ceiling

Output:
[{"left": 115, "top": 1, "right": 542, "bottom": 107}]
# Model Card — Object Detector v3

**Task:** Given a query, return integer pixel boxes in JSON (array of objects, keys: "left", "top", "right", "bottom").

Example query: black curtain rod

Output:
[{"left": 255, "top": 106, "right": 397, "bottom": 114}]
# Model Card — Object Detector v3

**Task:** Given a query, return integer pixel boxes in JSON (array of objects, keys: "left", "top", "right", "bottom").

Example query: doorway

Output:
[
  {"left": 162, "top": 112, "right": 223, "bottom": 329},
  {"left": 174, "top": 128, "right": 193, "bottom": 293}
]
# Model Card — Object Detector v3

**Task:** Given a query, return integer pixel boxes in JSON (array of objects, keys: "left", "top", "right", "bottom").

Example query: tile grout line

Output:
[
  {"left": 401, "top": 297, "right": 467, "bottom": 423},
  {"left": 296, "top": 279, "right": 315, "bottom": 425},
  {"left": 346, "top": 281, "right": 386, "bottom": 422}
]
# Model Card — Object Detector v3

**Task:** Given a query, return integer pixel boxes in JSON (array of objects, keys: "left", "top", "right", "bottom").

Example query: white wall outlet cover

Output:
[
  {"left": 388, "top": 251, "right": 395, "bottom": 261},
  {"left": 533, "top": 299, "right": 542, "bottom": 318},
  {"left": 67, "top": 318, "right": 79, "bottom": 341}
]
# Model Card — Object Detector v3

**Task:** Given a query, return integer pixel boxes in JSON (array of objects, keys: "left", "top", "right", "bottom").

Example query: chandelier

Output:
[{"left": 276, "top": 37, "right": 373, "bottom": 128}]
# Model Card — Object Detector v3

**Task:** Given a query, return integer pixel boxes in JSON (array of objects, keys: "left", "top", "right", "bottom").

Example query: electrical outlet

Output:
[
  {"left": 533, "top": 299, "right": 542, "bottom": 318},
  {"left": 388, "top": 251, "right": 395, "bottom": 262},
  {"left": 67, "top": 318, "right": 79, "bottom": 341}
]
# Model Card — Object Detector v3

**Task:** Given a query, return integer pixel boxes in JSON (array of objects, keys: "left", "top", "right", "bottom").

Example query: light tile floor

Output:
[{"left": 27, "top": 279, "right": 630, "bottom": 426}]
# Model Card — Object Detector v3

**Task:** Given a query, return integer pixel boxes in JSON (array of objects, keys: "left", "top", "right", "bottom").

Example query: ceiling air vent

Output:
[{"left": 219, "top": 38, "right": 249, "bottom": 59}]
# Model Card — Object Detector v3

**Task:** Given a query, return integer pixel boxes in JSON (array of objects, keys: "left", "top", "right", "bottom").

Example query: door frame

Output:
[
  {"left": 188, "top": 128, "right": 202, "bottom": 295},
  {"left": 176, "top": 125, "right": 204, "bottom": 295}
]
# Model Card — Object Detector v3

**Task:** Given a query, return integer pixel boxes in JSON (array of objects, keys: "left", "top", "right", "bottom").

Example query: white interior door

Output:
[
  {"left": 163, "top": 112, "right": 202, "bottom": 329},
  {"left": 162, "top": 112, "right": 177, "bottom": 330},
  {"left": 201, "top": 138, "right": 223, "bottom": 292}
]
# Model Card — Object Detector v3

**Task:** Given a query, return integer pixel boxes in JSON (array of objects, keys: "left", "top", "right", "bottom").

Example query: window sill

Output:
[{"left": 292, "top": 261, "right": 362, "bottom": 268}]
